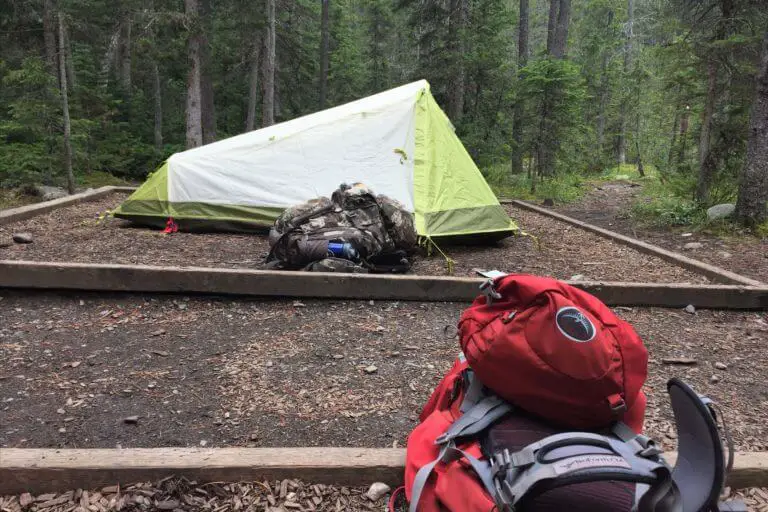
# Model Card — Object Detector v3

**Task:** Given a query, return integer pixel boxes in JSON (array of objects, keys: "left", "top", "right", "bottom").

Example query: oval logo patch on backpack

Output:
[{"left": 556, "top": 306, "right": 596, "bottom": 342}]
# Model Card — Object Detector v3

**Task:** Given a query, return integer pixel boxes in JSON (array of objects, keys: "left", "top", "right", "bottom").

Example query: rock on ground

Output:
[
  {"left": 12, "top": 233, "right": 33, "bottom": 244},
  {"left": 33, "top": 185, "right": 68, "bottom": 201},
  {"left": 706, "top": 203, "right": 736, "bottom": 221}
]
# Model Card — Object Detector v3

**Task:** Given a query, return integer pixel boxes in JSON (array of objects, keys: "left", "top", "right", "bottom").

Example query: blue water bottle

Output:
[{"left": 327, "top": 242, "right": 359, "bottom": 261}]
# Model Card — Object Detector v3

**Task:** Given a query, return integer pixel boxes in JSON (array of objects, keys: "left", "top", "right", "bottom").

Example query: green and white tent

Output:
[{"left": 114, "top": 80, "right": 517, "bottom": 239}]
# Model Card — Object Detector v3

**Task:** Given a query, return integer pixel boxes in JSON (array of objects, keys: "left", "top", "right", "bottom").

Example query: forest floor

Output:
[
  {"left": 1, "top": 290, "right": 766, "bottom": 452},
  {"left": 551, "top": 180, "right": 768, "bottom": 283},
  {"left": 1, "top": 190, "right": 767, "bottom": 511},
  {"left": 0, "top": 193, "right": 712, "bottom": 284}
]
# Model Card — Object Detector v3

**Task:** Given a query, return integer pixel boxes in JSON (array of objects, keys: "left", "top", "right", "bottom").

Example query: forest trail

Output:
[{"left": 554, "top": 181, "right": 768, "bottom": 284}]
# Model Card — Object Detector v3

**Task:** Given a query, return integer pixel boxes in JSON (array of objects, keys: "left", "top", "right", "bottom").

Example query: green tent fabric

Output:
[{"left": 114, "top": 80, "right": 517, "bottom": 239}]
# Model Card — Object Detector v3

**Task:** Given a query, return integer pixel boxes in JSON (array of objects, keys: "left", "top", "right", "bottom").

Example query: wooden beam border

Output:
[
  {"left": 1, "top": 448, "right": 766, "bottom": 495},
  {"left": 1, "top": 261, "right": 766, "bottom": 309},
  {"left": 0, "top": 186, "right": 135, "bottom": 227},
  {"left": 506, "top": 200, "right": 764, "bottom": 287}
]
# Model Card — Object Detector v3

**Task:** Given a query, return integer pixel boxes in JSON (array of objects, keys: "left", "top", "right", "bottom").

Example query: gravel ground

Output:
[
  {"left": 553, "top": 181, "right": 768, "bottom": 283},
  {"left": 1, "top": 291, "right": 765, "bottom": 452},
  {"left": 0, "top": 194, "right": 711, "bottom": 283}
]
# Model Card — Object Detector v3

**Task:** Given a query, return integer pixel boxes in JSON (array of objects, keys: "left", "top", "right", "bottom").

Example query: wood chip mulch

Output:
[
  {"left": 0, "top": 194, "right": 712, "bottom": 283},
  {"left": 0, "top": 477, "right": 385, "bottom": 511},
  {"left": 1, "top": 479, "right": 766, "bottom": 511}
]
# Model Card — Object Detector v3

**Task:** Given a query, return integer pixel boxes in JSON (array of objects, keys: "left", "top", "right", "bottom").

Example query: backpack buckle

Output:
[
  {"left": 607, "top": 393, "right": 627, "bottom": 416},
  {"left": 480, "top": 279, "right": 502, "bottom": 305}
]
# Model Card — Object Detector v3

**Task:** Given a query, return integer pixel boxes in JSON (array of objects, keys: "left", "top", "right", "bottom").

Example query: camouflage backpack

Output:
[{"left": 266, "top": 183, "right": 416, "bottom": 273}]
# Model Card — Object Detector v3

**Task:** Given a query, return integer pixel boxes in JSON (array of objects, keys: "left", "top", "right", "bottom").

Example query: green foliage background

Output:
[{"left": 0, "top": 0, "right": 765, "bottom": 223}]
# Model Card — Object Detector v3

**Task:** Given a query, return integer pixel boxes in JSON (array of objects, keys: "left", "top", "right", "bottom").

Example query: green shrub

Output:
[{"left": 484, "top": 163, "right": 586, "bottom": 204}]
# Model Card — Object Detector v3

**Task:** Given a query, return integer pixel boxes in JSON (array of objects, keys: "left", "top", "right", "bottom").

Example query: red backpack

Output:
[{"left": 402, "top": 274, "right": 739, "bottom": 512}]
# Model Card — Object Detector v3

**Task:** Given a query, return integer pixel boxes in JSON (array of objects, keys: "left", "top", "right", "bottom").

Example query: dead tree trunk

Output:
[
  {"left": 262, "top": 0, "right": 276, "bottom": 127},
  {"left": 319, "top": 0, "right": 330, "bottom": 109},
  {"left": 246, "top": 40, "right": 261, "bottom": 131},
  {"left": 185, "top": 0, "right": 203, "bottom": 148},
  {"left": 511, "top": 0, "right": 529, "bottom": 175},
  {"left": 153, "top": 62, "right": 163, "bottom": 150},
  {"left": 735, "top": 31, "right": 768, "bottom": 227},
  {"left": 696, "top": 58, "right": 717, "bottom": 203},
  {"left": 58, "top": 12, "right": 75, "bottom": 194}
]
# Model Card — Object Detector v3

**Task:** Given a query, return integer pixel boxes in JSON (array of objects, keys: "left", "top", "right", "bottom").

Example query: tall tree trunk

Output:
[
  {"left": 185, "top": 0, "right": 203, "bottom": 148},
  {"left": 246, "top": 40, "right": 261, "bottom": 131},
  {"left": 200, "top": 0, "right": 216, "bottom": 144},
  {"left": 58, "top": 12, "right": 75, "bottom": 194},
  {"left": 617, "top": 0, "right": 634, "bottom": 165},
  {"left": 551, "top": 0, "right": 571, "bottom": 58},
  {"left": 595, "top": 11, "right": 612, "bottom": 159},
  {"left": 262, "top": 0, "right": 276, "bottom": 127},
  {"left": 635, "top": 88, "right": 644, "bottom": 177},
  {"left": 511, "top": 0, "right": 529, "bottom": 175},
  {"left": 319, "top": 0, "right": 330, "bottom": 109},
  {"left": 546, "top": 0, "right": 558, "bottom": 55},
  {"left": 667, "top": 110, "right": 680, "bottom": 167},
  {"left": 735, "top": 31, "right": 768, "bottom": 227},
  {"left": 119, "top": 15, "right": 132, "bottom": 94},
  {"left": 678, "top": 105, "right": 690, "bottom": 165},
  {"left": 44, "top": 0, "right": 59, "bottom": 83},
  {"left": 64, "top": 22, "right": 76, "bottom": 89},
  {"left": 696, "top": 58, "right": 718, "bottom": 203},
  {"left": 446, "top": 0, "right": 466, "bottom": 120},
  {"left": 99, "top": 27, "right": 120, "bottom": 89},
  {"left": 153, "top": 62, "right": 163, "bottom": 150},
  {"left": 536, "top": 0, "right": 571, "bottom": 178}
]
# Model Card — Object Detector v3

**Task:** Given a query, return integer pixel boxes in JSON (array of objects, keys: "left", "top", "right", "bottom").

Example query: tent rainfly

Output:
[{"left": 114, "top": 80, "right": 517, "bottom": 239}]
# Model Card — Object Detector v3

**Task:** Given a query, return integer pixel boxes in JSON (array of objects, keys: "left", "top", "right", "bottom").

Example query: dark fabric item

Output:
[
  {"left": 366, "top": 250, "right": 412, "bottom": 274},
  {"left": 482, "top": 413, "right": 636, "bottom": 512},
  {"left": 304, "top": 257, "right": 368, "bottom": 273}
]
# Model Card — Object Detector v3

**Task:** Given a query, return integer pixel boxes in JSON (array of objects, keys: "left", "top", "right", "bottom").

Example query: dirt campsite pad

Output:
[
  {"left": 1, "top": 291, "right": 766, "bottom": 452},
  {"left": 553, "top": 181, "right": 768, "bottom": 284},
  {"left": 0, "top": 193, "right": 712, "bottom": 283}
]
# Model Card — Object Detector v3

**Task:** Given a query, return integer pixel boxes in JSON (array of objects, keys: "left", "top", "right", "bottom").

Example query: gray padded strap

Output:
[
  {"left": 409, "top": 443, "right": 496, "bottom": 512},
  {"left": 410, "top": 396, "right": 512, "bottom": 511},
  {"left": 495, "top": 433, "right": 671, "bottom": 510},
  {"left": 436, "top": 396, "right": 513, "bottom": 445},
  {"left": 613, "top": 422, "right": 664, "bottom": 458},
  {"left": 459, "top": 370, "right": 485, "bottom": 413},
  {"left": 409, "top": 443, "right": 448, "bottom": 512}
]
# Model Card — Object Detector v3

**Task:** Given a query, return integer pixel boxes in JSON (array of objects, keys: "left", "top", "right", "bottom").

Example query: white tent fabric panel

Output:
[{"left": 167, "top": 81, "right": 425, "bottom": 211}]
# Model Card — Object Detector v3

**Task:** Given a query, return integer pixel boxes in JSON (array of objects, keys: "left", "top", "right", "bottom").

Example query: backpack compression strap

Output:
[
  {"left": 489, "top": 432, "right": 682, "bottom": 512},
  {"left": 409, "top": 394, "right": 514, "bottom": 512}
]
